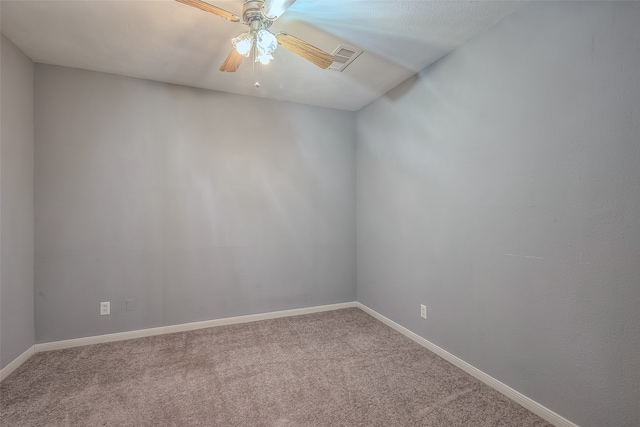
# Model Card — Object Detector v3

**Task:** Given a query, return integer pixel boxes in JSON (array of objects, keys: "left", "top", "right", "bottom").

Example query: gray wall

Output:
[
  {"left": 0, "top": 34, "right": 35, "bottom": 369},
  {"left": 356, "top": 2, "right": 640, "bottom": 427},
  {"left": 35, "top": 65, "right": 356, "bottom": 343}
]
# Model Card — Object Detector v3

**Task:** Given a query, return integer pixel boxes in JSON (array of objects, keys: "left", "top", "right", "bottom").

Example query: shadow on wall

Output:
[{"left": 384, "top": 74, "right": 421, "bottom": 102}]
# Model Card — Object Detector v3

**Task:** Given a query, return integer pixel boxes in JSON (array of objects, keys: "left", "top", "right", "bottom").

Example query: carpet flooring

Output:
[{"left": 1, "top": 308, "right": 552, "bottom": 426}]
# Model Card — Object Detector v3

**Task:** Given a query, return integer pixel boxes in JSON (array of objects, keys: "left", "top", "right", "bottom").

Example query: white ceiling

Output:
[{"left": 1, "top": 0, "right": 524, "bottom": 111}]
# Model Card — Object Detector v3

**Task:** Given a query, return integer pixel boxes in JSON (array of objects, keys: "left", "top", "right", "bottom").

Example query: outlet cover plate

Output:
[{"left": 100, "top": 301, "right": 110, "bottom": 316}]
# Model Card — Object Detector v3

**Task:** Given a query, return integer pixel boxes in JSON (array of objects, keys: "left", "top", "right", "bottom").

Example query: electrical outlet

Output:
[
  {"left": 420, "top": 304, "right": 427, "bottom": 319},
  {"left": 100, "top": 301, "right": 110, "bottom": 316},
  {"left": 126, "top": 299, "right": 134, "bottom": 311}
]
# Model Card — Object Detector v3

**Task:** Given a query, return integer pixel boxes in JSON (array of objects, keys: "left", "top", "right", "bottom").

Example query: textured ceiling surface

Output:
[{"left": 1, "top": 0, "right": 524, "bottom": 110}]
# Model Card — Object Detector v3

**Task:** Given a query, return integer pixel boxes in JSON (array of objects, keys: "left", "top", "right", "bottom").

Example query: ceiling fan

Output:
[{"left": 176, "top": 0, "right": 335, "bottom": 74}]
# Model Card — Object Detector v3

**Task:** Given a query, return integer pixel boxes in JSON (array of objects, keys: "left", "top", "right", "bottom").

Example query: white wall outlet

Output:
[
  {"left": 126, "top": 299, "right": 134, "bottom": 311},
  {"left": 100, "top": 301, "right": 110, "bottom": 316},
  {"left": 420, "top": 304, "right": 427, "bottom": 319}
]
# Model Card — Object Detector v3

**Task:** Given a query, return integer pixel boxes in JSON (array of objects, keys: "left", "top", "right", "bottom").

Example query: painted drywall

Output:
[
  {"left": 356, "top": 2, "right": 640, "bottom": 427},
  {"left": 35, "top": 65, "right": 356, "bottom": 343},
  {"left": 0, "top": 34, "right": 35, "bottom": 370}
]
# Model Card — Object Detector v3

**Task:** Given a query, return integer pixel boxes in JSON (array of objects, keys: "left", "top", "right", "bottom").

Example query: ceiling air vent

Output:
[{"left": 328, "top": 45, "right": 363, "bottom": 72}]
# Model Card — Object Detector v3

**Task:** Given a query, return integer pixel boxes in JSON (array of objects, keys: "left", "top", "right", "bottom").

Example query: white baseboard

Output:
[
  {"left": 2, "top": 302, "right": 355, "bottom": 380},
  {"left": 356, "top": 303, "right": 578, "bottom": 427},
  {"left": 0, "top": 345, "right": 35, "bottom": 382},
  {"left": 34, "top": 302, "right": 357, "bottom": 352}
]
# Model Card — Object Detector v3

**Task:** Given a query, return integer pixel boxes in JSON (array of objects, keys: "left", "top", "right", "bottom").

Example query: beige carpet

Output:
[{"left": 1, "top": 308, "right": 551, "bottom": 426}]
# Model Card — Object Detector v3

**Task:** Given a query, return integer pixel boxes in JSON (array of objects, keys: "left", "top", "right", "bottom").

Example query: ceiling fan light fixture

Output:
[
  {"left": 256, "top": 29, "right": 278, "bottom": 57},
  {"left": 232, "top": 32, "right": 253, "bottom": 57},
  {"left": 256, "top": 53, "right": 274, "bottom": 65}
]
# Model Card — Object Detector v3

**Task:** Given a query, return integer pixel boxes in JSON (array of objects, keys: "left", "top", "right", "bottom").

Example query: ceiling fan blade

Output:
[
  {"left": 276, "top": 33, "right": 334, "bottom": 69},
  {"left": 219, "top": 49, "right": 245, "bottom": 72},
  {"left": 262, "top": 0, "right": 297, "bottom": 20},
  {"left": 176, "top": 0, "right": 240, "bottom": 22}
]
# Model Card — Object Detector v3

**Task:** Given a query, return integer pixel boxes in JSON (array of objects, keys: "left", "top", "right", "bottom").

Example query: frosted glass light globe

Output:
[
  {"left": 256, "top": 29, "right": 278, "bottom": 56},
  {"left": 232, "top": 33, "right": 253, "bottom": 57}
]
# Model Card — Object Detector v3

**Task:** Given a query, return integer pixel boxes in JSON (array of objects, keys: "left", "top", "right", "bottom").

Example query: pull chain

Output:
[{"left": 253, "top": 43, "right": 260, "bottom": 89}]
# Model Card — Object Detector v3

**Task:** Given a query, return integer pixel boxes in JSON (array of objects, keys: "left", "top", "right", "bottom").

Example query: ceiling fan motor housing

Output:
[{"left": 242, "top": 1, "right": 272, "bottom": 28}]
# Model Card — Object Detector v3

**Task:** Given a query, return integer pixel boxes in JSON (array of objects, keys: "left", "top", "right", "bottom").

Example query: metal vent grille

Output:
[{"left": 328, "top": 45, "right": 363, "bottom": 72}]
